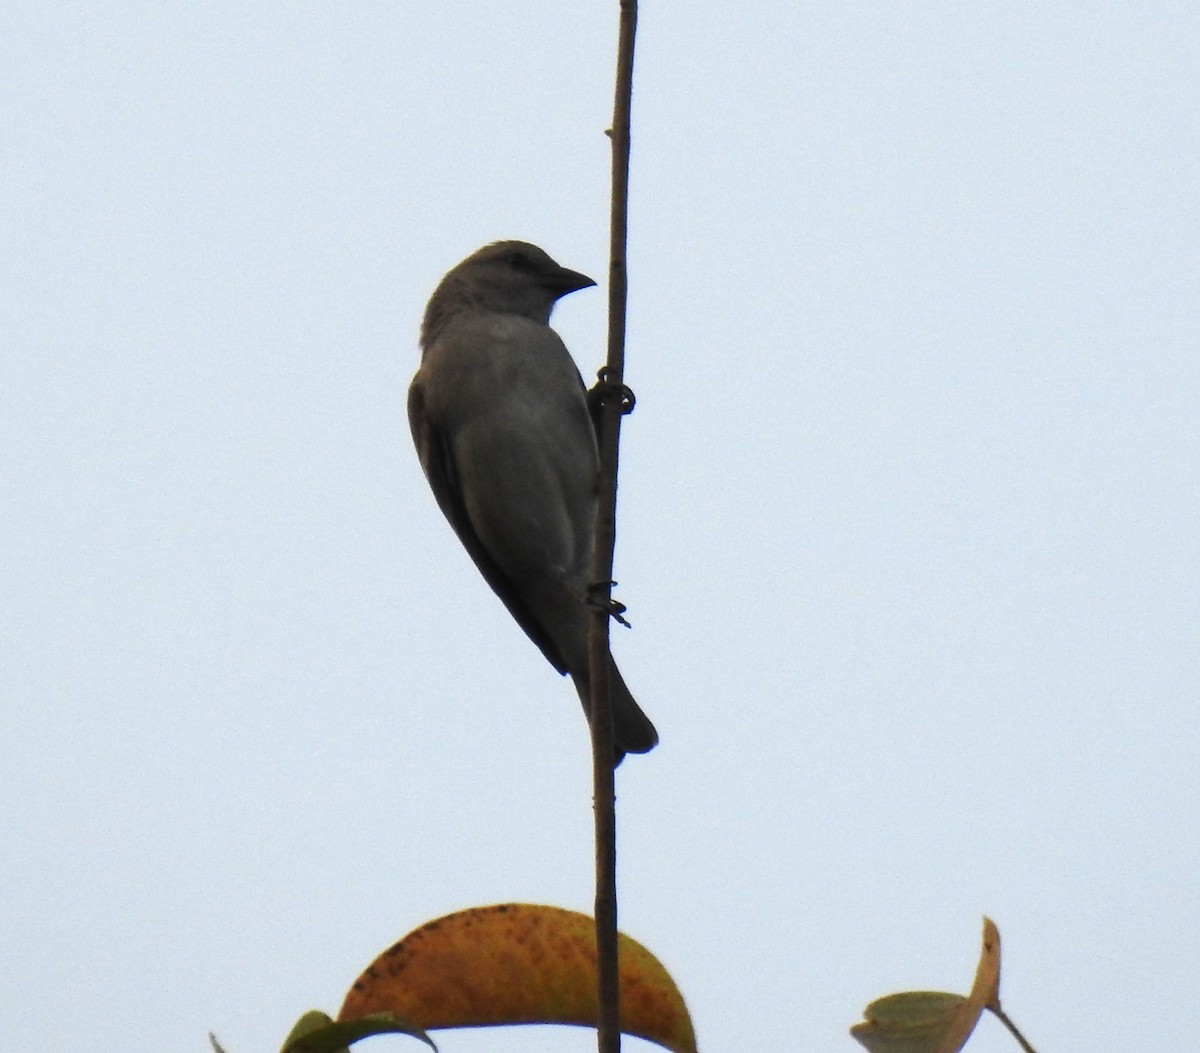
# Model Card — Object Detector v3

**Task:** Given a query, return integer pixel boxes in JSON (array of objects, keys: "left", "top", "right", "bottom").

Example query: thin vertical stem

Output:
[{"left": 590, "top": 3, "right": 637, "bottom": 1053}]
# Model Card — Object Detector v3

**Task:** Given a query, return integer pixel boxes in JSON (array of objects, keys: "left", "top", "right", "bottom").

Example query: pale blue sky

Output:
[{"left": 3, "top": 4, "right": 1197, "bottom": 1052}]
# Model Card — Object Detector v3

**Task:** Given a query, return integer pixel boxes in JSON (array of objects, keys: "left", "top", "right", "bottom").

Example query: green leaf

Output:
[
  {"left": 280, "top": 1010, "right": 436, "bottom": 1053},
  {"left": 851, "top": 991, "right": 967, "bottom": 1053}
]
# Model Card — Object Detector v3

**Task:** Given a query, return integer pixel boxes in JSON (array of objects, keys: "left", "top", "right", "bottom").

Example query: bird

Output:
[{"left": 407, "top": 240, "right": 658, "bottom": 763}]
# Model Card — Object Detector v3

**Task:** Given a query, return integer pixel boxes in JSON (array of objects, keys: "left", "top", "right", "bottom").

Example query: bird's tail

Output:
[{"left": 572, "top": 655, "right": 658, "bottom": 765}]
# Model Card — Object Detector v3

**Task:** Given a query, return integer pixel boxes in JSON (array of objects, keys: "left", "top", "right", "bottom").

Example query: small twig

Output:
[{"left": 989, "top": 1004, "right": 1039, "bottom": 1053}]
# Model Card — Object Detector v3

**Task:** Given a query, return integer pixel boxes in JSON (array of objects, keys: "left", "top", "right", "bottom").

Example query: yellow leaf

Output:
[
  {"left": 932, "top": 917, "right": 1000, "bottom": 1053},
  {"left": 338, "top": 903, "right": 696, "bottom": 1053}
]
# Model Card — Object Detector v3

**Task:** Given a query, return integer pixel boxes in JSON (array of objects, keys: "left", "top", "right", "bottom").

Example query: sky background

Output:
[{"left": 3, "top": 4, "right": 1197, "bottom": 1052}]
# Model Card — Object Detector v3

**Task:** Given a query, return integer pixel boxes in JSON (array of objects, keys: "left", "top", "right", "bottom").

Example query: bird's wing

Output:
[{"left": 407, "top": 377, "right": 570, "bottom": 675}]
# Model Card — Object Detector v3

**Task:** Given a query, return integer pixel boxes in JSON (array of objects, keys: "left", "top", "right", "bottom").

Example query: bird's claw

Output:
[
  {"left": 586, "top": 580, "right": 631, "bottom": 627},
  {"left": 588, "top": 368, "right": 636, "bottom": 416}
]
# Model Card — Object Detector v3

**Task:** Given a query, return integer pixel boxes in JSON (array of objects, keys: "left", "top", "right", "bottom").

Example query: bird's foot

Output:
[
  {"left": 586, "top": 580, "right": 631, "bottom": 628},
  {"left": 588, "top": 368, "right": 636, "bottom": 416}
]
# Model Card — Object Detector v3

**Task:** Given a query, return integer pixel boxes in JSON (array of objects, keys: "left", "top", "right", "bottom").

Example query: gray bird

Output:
[{"left": 408, "top": 240, "right": 658, "bottom": 763}]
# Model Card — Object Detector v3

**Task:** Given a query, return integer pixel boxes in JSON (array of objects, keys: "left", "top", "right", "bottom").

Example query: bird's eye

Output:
[{"left": 507, "top": 250, "right": 534, "bottom": 271}]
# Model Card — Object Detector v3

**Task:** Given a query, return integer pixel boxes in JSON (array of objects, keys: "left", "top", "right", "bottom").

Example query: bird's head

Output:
[{"left": 421, "top": 241, "right": 596, "bottom": 347}]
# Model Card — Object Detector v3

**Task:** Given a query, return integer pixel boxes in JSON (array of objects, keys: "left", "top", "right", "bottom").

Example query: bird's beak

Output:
[{"left": 548, "top": 266, "right": 597, "bottom": 296}]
